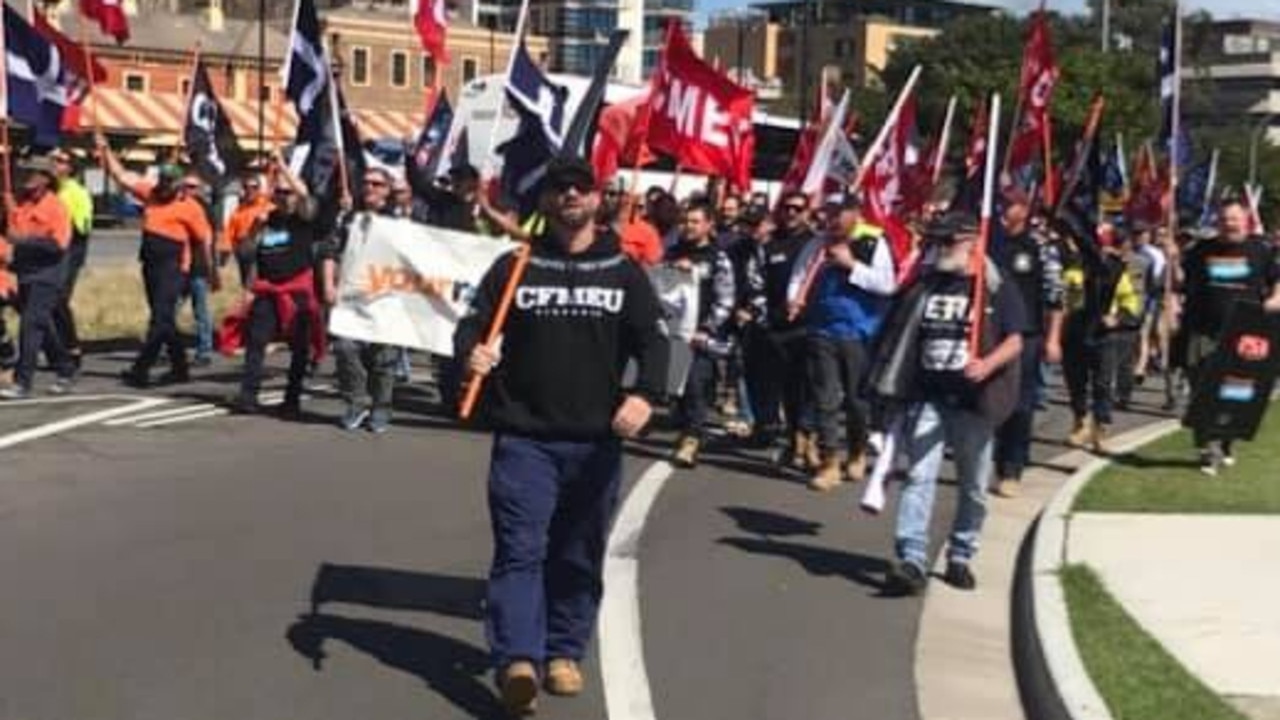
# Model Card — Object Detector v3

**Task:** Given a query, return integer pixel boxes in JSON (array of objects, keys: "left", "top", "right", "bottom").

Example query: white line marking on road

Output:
[
  {"left": 103, "top": 403, "right": 218, "bottom": 426},
  {"left": 599, "top": 460, "right": 675, "bottom": 720},
  {"left": 0, "top": 398, "right": 170, "bottom": 451},
  {"left": 0, "top": 394, "right": 144, "bottom": 407},
  {"left": 134, "top": 408, "right": 229, "bottom": 429}
]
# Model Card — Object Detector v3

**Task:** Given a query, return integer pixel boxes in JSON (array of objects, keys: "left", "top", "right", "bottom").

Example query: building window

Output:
[
  {"left": 123, "top": 72, "right": 148, "bottom": 92},
  {"left": 259, "top": 84, "right": 273, "bottom": 102},
  {"left": 390, "top": 50, "right": 409, "bottom": 88},
  {"left": 179, "top": 78, "right": 192, "bottom": 97},
  {"left": 351, "top": 46, "right": 370, "bottom": 86},
  {"left": 462, "top": 56, "right": 479, "bottom": 83},
  {"left": 421, "top": 54, "right": 435, "bottom": 88}
]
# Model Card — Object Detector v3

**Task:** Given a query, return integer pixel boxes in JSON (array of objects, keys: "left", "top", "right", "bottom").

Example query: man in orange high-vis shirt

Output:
[
  {"left": 97, "top": 135, "right": 215, "bottom": 388},
  {"left": 0, "top": 156, "right": 76, "bottom": 400},
  {"left": 224, "top": 167, "right": 272, "bottom": 288}
]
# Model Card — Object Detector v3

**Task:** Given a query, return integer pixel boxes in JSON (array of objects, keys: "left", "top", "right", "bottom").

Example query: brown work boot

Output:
[
  {"left": 671, "top": 435, "right": 701, "bottom": 469},
  {"left": 544, "top": 658, "right": 584, "bottom": 697},
  {"left": 788, "top": 431, "right": 811, "bottom": 471},
  {"left": 845, "top": 446, "right": 868, "bottom": 483},
  {"left": 808, "top": 454, "right": 843, "bottom": 492},
  {"left": 802, "top": 431, "right": 822, "bottom": 471},
  {"left": 1090, "top": 423, "right": 1110, "bottom": 455},
  {"left": 1067, "top": 415, "right": 1094, "bottom": 448},
  {"left": 0, "top": 367, "right": 12, "bottom": 388},
  {"left": 498, "top": 661, "right": 539, "bottom": 716},
  {"left": 993, "top": 478, "right": 1020, "bottom": 498}
]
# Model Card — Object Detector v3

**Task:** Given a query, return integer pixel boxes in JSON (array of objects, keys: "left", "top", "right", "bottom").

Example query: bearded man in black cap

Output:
[{"left": 455, "top": 156, "right": 668, "bottom": 716}]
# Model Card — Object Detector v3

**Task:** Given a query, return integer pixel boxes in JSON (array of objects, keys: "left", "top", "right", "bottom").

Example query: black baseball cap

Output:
[
  {"left": 926, "top": 211, "right": 980, "bottom": 242},
  {"left": 544, "top": 156, "right": 597, "bottom": 191}
]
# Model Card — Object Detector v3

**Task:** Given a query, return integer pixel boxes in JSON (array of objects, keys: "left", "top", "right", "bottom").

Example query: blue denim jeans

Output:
[
  {"left": 186, "top": 275, "right": 213, "bottom": 360},
  {"left": 894, "top": 402, "right": 994, "bottom": 571}
]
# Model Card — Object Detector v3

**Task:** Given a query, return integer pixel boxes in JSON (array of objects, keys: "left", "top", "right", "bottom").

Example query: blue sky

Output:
[{"left": 697, "top": 0, "right": 1280, "bottom": 24}]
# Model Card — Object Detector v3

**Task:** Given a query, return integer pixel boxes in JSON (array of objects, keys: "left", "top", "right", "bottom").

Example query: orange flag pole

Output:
[
  {"left": 1041, "top": 114, "right": 1056, "bottom": 208},
  {"left": 459, "top": 245, "right": 532, "bottom": 420},
  {"left": 969, "top": 92, "right": 1002, "bottom": 358},
  {"left": 77, "top": 13, "right": 102, "bottom": 139}
]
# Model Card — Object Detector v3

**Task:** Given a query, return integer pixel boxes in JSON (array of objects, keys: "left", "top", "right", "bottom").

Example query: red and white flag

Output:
[
  {"left": 1007, "top": 9, "right": 1058, "bottom": 171},
  {"left": 411, "top": 0, "right": 450, "bottom": 64},
  {"left": 648, "top": 22, "right": 755, "bottom": 191},
  {"left": 592, "top": 93, "right": 654, "bottom": 185},
  {"left": 79, "top": 0, "right": 129, "bottom": 44},
  {"left": 861, "top": 91, "right": 919, "bottom": 268}
]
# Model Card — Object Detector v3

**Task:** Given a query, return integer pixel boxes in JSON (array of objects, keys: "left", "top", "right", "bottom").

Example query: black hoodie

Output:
[{"left": 454, "top": 231, "right": 669, "bottom": 440}]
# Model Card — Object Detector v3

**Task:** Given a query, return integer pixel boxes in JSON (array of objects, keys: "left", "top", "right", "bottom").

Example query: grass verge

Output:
[
  {"left": 1062, "top": 564, "right": 1247, "bottom": 720},
  {"left": 1074, "top": 401, "right": 1280, "bottom": 514},
  {"left": 71, "top": 264, "right": 240, "bottom": 342}
]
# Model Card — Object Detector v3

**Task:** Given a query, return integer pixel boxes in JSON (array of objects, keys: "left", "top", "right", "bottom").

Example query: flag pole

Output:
[
  {"left": 178, "top": 43, "right": 204, "bottom": 158},
  {"left": 850, "top": 64, "right": 921, "bottom": 193},
  {"left": 481, "top": 0, "right": 530, "bottom": 178},
  {"left": 77, "top": 11, "right": 102, "bottom": 137},
  {"left": 931, "top": 94, "right": 957, "bottom": 185},
  {"left": 327, "top": 59, "right": 351, "bottom": 203},
  {"left": 1166, "top": 1, "right": 1182, "bottom": 242},
  {"left": 1202, "top": 147, "right": 1219, "bottom": 224},
  {"left": 969, "top": 92, "right": 1002, "bottom": 358},
  {"left": 1041, "top": 113, "right": 1055, "bottom": 207},
  {"left": 458, "top": 243, "right": 532, "bottom": 420},
  {"left": 0, "top": 4, "right": 11, "bottom": 203}
]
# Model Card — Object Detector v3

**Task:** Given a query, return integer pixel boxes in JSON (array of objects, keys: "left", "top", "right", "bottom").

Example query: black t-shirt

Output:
[
  {"left": 917, "top": 271, "right": 1028, "bottom": 407},
  {"left": 1182, "top": 237, "right": 1280, "bottom": 336},
  {"left": 995, "top": 230, "right": 1045, "bottom": 336},
  {"left": 255, "top": 198, "right": 319, "bottom": 283}
]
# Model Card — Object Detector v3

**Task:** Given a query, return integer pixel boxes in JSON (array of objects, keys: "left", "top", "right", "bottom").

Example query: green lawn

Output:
[
  {"left": 1061, "top": 565, "right": 1247, "bottom": 720},
  {"left": 1074, "top": 402, "right": 1280, "bottom": 514}
]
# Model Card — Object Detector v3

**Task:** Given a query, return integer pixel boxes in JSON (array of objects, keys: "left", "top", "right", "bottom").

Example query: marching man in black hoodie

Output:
[{"left": 455, "top": 157, "right": 668, "bottom": 717}]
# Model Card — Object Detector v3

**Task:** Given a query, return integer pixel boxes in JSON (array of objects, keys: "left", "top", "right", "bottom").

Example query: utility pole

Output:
[
  {"left": 257, "top": 0, "right": 266, "bottom": 158},
  {"left": 798, "top": 0, "right": 811, "bottom": 121},
  {"left": 736, "top": 13, "right": 745, "bottom": 86},
  {"left": 1101, "top": 0, "right": 1111, "bottom": 52}
]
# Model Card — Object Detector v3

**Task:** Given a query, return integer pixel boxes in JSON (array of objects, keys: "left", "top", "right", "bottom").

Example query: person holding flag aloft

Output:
[{"left": 0, "top": 156, "right": 78, "bottom": 401}]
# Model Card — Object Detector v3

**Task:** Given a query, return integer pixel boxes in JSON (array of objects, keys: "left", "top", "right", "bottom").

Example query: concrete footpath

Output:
[{"left": 1071, "top": 514, "right": 1280, "bottom": 720}]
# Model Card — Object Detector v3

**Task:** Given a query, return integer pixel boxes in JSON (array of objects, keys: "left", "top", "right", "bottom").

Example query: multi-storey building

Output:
[{"left": 1186, "top": 19, "right": 1280, "bottom": 145}]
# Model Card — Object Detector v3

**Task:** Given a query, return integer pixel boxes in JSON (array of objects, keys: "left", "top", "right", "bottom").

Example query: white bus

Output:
[{"left": 450, "top": 73, "right": 802, "bottom": 201}]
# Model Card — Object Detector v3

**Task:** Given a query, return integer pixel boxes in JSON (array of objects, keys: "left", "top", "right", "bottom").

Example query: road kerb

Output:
[{"left": 1025, "top": 420, "right": 1180, "bottom": 720}]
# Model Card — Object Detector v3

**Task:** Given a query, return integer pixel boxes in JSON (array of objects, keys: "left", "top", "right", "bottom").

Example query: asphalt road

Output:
[{"left": 0, "top": 349, "right": 1175, "bottom": 720}]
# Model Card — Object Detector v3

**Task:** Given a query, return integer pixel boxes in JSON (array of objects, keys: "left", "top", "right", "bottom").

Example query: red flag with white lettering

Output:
[
  {"left": 592, "top": 93, "right": 654, "bottom": 185},
  {"left": 411, "top": 0, "right": 450, "bottom": 64},
  {"left": 648, "top": 23, "right": 755, "bottom": 191},
  {"left": 79, "top": 0, "right": 129, "bottom": 44},
  {"left": 861, "top": 92, "right": 918, "bottom": 268},
  {"left": 1007, "top": 10, "right": 1058, "bottom": 170}
]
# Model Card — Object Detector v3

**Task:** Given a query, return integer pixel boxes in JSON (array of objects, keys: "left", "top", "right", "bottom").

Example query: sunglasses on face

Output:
[
  {"left": 782, "top": 204, "right": 806, "bottom": 214},
  {"left": 551, "top": 179, "right": 593, "bottom": 195}
]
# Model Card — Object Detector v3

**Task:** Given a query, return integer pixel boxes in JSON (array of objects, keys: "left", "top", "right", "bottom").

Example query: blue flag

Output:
[
  {"left": 1157, "top": 15, "right": 1179, "bottom": 156},
  {"left": 498, "top": 39, "right": 568, "bottom": 215},
  {"left": 410, "top": 91, "right": 452, "bottom": 181},
  {"left": 4, "top": 5, "right": 72, "bottom": 148},
  {"left": 1101, "top": 142, "right": 1126, "bottom": 197}
]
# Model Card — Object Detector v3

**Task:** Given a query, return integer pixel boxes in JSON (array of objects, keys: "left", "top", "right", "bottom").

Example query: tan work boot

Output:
[
  {"left": 671, "top": 435, "right": 701, "bottom": 469},
  {"left": 1091, "top": 423, "right": 1110, "bottom": 454},
  {"left": 845, "top": 447, "right": 868, "bottom": 483},
  {"left": 993, "top": 478, "right": 1020, "bottom": 498},
  {"left": 544, "top": 658, "right": 584, "bottom": 697},
  {"left": 0, "top": 368, "right": 12, "bottom": 388},
  {"left": 802, "top": 431, "right": 822, "bottom": 471},
  {"left": 808, "top": 454, "right": 843, "bottom": 492},
  {"left": 789, "top": 431, "right": 812, "bottom": 471},
  {"left": 1067, "top": 415, "right": 1094, "bottom": 448},
  {"left": 499, "top": 661, "right": 539, "bottom": 716}
]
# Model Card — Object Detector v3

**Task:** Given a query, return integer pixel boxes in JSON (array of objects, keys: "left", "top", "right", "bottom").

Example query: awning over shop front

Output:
[{"left": 77, "top": 88, "right": 421, "bottom": 145}]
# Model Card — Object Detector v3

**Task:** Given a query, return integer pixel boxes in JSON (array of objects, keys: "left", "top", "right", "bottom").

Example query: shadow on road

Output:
[
  {"left": 287, "top": 563, "right": 503, "bottom": 717},
  {"left": 718, "top": 536, "right": 891, "bottom": 594},
  {"left": 286, "top": 612, "right": 506, "bottom": 719},
  {"left": 720, "top": 506, "right": 822, "bottom": 538}
]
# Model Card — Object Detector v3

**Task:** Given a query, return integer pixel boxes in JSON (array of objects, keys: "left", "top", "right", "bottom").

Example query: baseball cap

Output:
[
  {"left": 926, "top": 211, "right": 980, "bottom": 242},
  {"left": 544, "top": 156, "right": 596, "bottom": 191}
]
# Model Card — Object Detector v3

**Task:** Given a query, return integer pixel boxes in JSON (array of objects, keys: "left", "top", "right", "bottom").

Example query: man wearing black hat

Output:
[
  {"left": 883, "top": 212, "right": 1027, "bottom": 595},
  {"left": 0, "top": 155, "right": 77, "bottom": 400},
  {"left": 456, "top": 157, "right": 667, "bottom": 716},
  {"left": 989, "top": 191, "right": 1064, "bottom": 498}
]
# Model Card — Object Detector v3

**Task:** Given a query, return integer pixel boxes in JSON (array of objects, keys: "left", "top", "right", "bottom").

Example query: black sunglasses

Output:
[
  {"left": 551, "top": 178, "right": 593, "bottom": 194},
  {"left": 782, "top": 204, "right": 807, "bottom": 213}
]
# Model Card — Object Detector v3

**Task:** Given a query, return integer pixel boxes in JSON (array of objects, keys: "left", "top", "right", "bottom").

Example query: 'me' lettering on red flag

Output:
[
  {"left": 1007, "top": 10, "right": 1058, "bottom": 170},
  {"left": 648, "top": 23, "right": 755, "bottom": 191}
]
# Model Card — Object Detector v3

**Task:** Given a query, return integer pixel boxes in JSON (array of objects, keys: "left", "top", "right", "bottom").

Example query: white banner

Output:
[
  {"left": 648, "top": 265, "right": 700, "bottom": 342},
  {"left": 328, "top": 214, "right": 517, "bottom": 356}
]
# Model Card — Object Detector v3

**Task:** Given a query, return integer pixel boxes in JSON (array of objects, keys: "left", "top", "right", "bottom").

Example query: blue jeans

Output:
[
  {"left": 894, "top": 402, "right": 994, "bottom": 571},
  {"left": 486, "top": 433, "right": 622, "bottom": 669},
  {"left": 186, "top": 275, "right": 213, "bottom": 360}
]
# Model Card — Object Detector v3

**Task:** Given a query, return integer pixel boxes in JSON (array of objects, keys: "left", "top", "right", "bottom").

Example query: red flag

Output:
[
  {"left": 648, "top": 23, "right": 755, "bottom": 191},
  {"left": 592, "top": 93, "right": 654, "bottom": 186},
  {"left": 1126, "top": 143, "right": 1164, "bottom": 225},
  {"left": 1007, "top": 11, "right": 1058, "bottom": 170},
  {"left": 780, "top": 90, "right": 831, "bottom": 196},
  {"left": 411, "top": 0, "right": 449, "bottom": 64},
  {"left": 79, "top": 0, "right": 130, "bottom": 44},
  {"left": 862, "top": 92, "right": 919, "bottom": 267}
]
